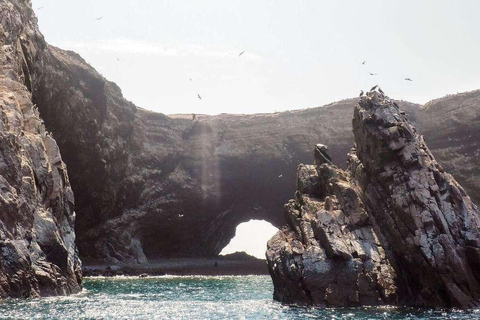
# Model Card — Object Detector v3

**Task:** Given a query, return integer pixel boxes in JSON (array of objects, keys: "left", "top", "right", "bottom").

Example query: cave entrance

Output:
[{"left": 219, "top": 219, "right": 278, "bottom": 259}]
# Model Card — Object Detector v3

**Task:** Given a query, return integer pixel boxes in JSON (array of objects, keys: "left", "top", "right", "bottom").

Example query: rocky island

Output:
[{"left": 266, "top": 89, "right": 480, "bottom": 308}]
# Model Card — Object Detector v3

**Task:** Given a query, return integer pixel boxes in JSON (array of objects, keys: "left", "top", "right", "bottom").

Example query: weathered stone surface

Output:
[
  {"left": 267, "top": 89, "right": 480, "bottom": 308},
  {"left": 0, "top": 0, "right": 81, "bottom": 298}
]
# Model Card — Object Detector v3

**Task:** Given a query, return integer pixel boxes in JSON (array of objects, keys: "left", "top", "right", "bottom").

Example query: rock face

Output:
[
  {"left": 266, "top": 90, "right": 480, "bottom": 308},
  {"left": 0, "top": 0, "right": 81, "bottom": 298}
]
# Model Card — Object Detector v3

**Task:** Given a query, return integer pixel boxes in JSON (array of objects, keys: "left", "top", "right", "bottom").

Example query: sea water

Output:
[{"left": 0, "top": 275, "right": 479, "bottom": 319}]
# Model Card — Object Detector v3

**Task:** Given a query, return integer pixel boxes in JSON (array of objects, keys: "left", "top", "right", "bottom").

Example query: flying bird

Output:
[
  {"left": 362, "top": 61, "right": 366, "bottom": 65},
  {"left": 239, "top": 51, "right": 245, "bottom": 56},
  {"left": 116, "top": 58, "right": 120, "bottom": 61},
  {"left": 359, "top": 90, "right": 364, "bottom": 97},
  {"left": 278, "top": 174, "right": 283, "bottom": 178},
  {"left": 95, "top": 16, "right": 103, "bottom": 20},
  {"left": 370, "top": 85, "right": 378, "bottom": 91},
  {"left": 189, "top": 78, "right": 192, "bottom": 81},
  {"left": 369, "top": 72, "right": 377, "bottom": 76},
  {"left": 37, "top": 6, "right": 44, "bottom": 10},
  {"left": 197, "top": 94, "right": 202, "bottom": 100},
  {"left": 405, "top": 78, "right": 413, "bottom": 81}
]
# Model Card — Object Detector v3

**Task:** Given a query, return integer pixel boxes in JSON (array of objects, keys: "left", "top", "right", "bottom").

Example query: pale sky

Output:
[
  {"left": 32, "top": 0, "right": 480, "bottom": 115},
  {"left": 220, "top": 220, "right": 278, "bottom": 259}
]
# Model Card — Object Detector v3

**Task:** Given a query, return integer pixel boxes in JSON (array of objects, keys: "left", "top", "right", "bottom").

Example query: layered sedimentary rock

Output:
[
  {"left": 267, "top": 90, "right": 480, "bottom": 308},
  {"left": 0, "top": 0, "right": 81, "bottom": 298}
]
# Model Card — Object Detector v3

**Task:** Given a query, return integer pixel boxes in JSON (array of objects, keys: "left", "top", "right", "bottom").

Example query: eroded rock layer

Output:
[
  {"left": 0, "top": 0, "right": 81, "bottom": 298},
  {"left": 267, "top": 90, "right": 480, "bottom": 308}
]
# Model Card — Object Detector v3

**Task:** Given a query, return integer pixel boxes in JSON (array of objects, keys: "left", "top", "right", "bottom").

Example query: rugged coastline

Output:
[{"left": 1, "top": 0, "right": 480, "bottom": 305}]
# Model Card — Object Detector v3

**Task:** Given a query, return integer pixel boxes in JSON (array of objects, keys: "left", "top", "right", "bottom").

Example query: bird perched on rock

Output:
[
  {"left": 192, "top": 114, "right": 196, "bottom": 121},
  {"left": 370, "top": 85, "right": 378, "bottom": 91},
  {"left": 314, "top": 144, "right": 333, "bottom": 166},
  {"left": 378, "top": 87, "right": 384, "bottom": 94},
  {"left": 359, "top": 90, "right": 364, "bottom": 97}
]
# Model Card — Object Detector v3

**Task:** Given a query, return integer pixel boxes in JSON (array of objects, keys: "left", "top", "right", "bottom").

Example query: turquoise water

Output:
[{"left": 0, "top": 275, "right": 479, "bottom": 319}]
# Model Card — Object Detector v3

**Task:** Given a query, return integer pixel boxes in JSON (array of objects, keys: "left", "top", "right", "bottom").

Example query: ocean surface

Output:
[{"left": 0, "top": 275, "right": 479, "bottom": 319}]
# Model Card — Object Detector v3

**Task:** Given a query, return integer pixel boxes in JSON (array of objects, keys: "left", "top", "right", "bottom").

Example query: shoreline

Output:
[{"left": 82, "top": 258, "right": 269, "bottom": 277}]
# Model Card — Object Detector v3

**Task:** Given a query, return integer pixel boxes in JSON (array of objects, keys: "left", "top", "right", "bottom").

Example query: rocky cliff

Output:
[
  {"left": 0, "top": 0, "right": 81, "bottom": 298},
  {"left": 266, "top": 90, "right": 480, "bottom": 308}
]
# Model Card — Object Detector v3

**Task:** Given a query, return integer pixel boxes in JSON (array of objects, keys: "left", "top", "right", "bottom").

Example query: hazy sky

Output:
[
  {"left": 220, "top": 220, "right": 278, "bottom": 259},
  {"left": 32, "top": 0, "right": 480, "bottom": 115}
]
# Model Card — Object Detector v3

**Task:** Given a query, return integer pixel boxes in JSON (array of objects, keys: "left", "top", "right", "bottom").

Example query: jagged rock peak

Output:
[{"left": 266, "top": 89, "right": 480, "bottom": 308}]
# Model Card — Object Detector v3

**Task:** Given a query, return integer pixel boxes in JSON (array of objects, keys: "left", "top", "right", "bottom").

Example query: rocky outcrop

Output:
[
  {"left": 0, "top": 0, "right": 81, "bottom": 298},
  {"left": 266, "top": 90, "right": 480, "bottom": 308}
]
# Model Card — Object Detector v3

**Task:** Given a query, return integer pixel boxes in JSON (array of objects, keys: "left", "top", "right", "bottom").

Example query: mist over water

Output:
[{"left": 0, "top": 276, "right": 478, "bottom": 319}]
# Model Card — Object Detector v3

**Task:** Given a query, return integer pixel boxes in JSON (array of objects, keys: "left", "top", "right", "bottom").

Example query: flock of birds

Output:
[
  {"left": 362, "top": 60, "right": 413, "bottom": 81},
  {"left": 360, "top": 60, "right": 413, "bottom": 97},
  {"left": 191, "top": 50, "right": 245, "bottom": 120}
]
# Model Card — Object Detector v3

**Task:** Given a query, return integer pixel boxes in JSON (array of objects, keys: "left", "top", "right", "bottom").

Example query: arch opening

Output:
[{"left": 219, "top": 219, "right": 279, "bottom": 259}]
